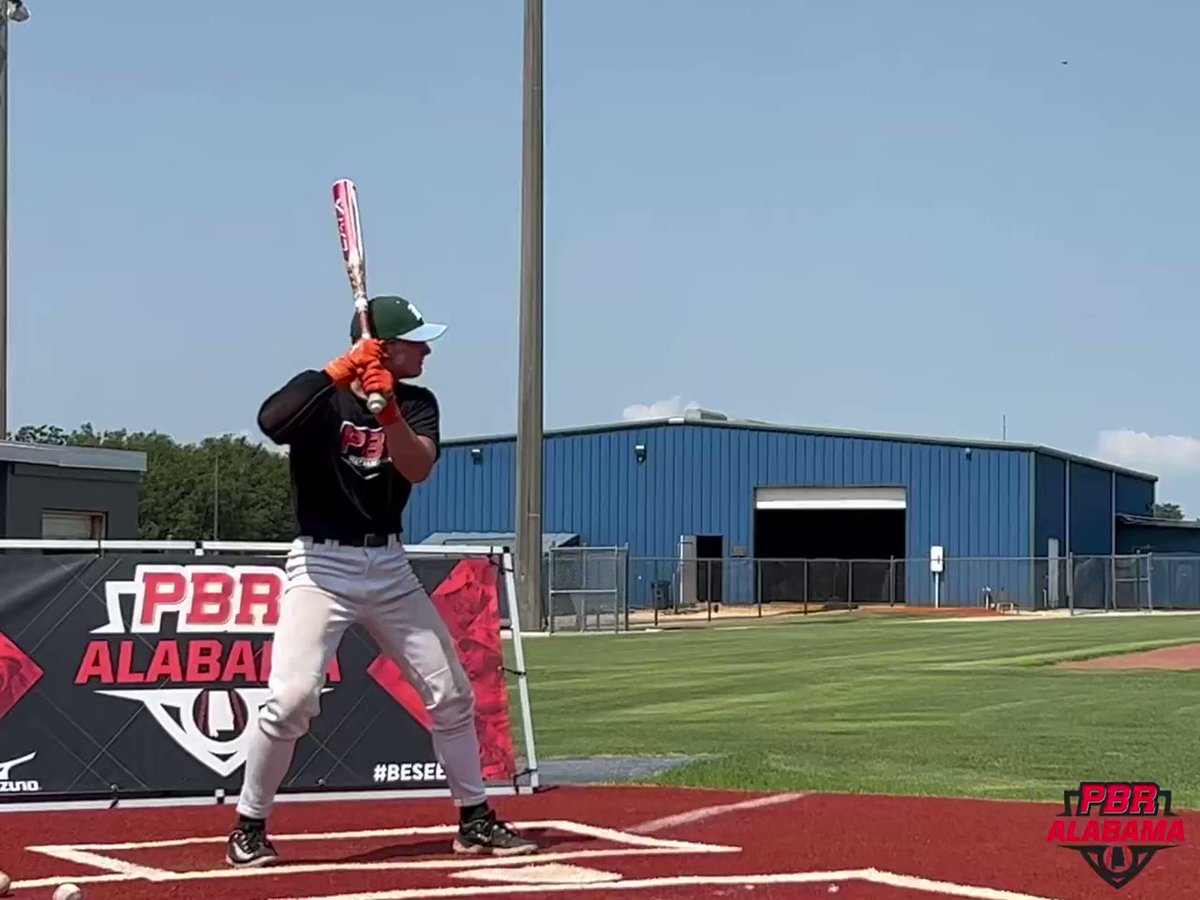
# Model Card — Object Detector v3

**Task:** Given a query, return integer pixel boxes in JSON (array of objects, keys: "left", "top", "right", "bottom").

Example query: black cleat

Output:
[
  {"left": 453, "top": 810, "right": 539, "bottom": 856},
  {"left": 226, "top": 825, "right": 279, "bottom": 868}
]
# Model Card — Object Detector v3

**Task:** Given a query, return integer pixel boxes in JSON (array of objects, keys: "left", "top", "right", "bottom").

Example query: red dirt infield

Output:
[
  {"left": 0, "top": 785, "right": 1194, "bottom": 899},
  {"left": 1057, "top": 642, "right": 1200, "bottom": 670}
]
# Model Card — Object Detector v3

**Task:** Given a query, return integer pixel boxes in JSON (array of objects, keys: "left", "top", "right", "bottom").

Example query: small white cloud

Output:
[
  {"left": 622, "top": 395, "right": 699, "bottom": 421},
  {"left": 1095, "top": 429, "right": 1200, "bottom": 475}
]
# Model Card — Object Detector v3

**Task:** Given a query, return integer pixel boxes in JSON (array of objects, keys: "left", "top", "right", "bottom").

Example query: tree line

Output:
[
  {"left": 1154, "top": 502, "right": 1187, "bottom": 520},
  {"left": 7, "top": 424, "right": 295, "bottom": 541}
]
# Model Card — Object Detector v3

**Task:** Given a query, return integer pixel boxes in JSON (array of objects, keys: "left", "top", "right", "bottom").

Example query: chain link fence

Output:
[
  {"left": 545, "top": 546, "right": 628, "bottom": 632},
  {"left": 538, "top": 549, "right": 1200, "bottom": 632}
]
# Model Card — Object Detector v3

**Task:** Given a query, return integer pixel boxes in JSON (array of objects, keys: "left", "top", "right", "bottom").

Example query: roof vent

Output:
[{"left": 683, "top": 408, "right": 728, "bottom": 422}]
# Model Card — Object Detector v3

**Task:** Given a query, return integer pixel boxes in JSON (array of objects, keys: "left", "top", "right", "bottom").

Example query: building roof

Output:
[
  {"left": 1117, "top": 514, "right": 1200, "bottom": 530},
  {"left": 442, "top": 409, "right": 1157, "bottom": 482},
  {"left": 0, "top": 441, "right": 147, "bottom": 473}
]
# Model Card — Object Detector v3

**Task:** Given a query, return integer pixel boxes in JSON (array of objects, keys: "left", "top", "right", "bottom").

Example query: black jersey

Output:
[{"left": 257, "top": 369, "right": 440, "bottom": 539}]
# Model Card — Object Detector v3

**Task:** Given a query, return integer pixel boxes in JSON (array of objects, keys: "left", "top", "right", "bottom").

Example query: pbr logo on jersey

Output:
[
  {"left": 73, "top": 565, "right": 342, "bottom": 778},
  {"left": 340, "top": 421, "right": 389, "bottom": 478},
  {"left": 1047, "top": 781, "right": 1185, "bottom": 888}
]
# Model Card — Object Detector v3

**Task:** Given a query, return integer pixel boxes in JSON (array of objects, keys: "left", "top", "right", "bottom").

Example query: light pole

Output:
[
  {"left": 0, "top": 0, "right": 29, "bottom": 439},
  {"left": 514, "top": 0, "right": 544, "bottom": 632}
]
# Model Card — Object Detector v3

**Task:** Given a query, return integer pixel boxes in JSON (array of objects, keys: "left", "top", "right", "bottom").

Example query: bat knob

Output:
[{"left": 367, "top": 392, "right": 387, "bottom": 414}]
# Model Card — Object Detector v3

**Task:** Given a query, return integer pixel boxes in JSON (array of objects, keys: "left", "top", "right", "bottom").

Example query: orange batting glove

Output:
[
  {"left": 361, "top": 362, "right": 401, "bottom": 425},
  {"left": 324, "top": 339, "right": 384, "bottom": 389},
  {"left": 359, "top": 360, "right": 395, "bottom": 399}
]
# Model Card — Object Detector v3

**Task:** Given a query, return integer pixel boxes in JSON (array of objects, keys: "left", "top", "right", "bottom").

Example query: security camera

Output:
[{"left": 6, "top": 1, "right": 29, "bottom": 22}]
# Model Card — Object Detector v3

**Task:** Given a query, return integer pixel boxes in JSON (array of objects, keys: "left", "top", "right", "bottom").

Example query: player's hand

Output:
[
  {"left": 360, "top": 360, "right": 394, "bottom": 399},
  {"left": 324, "top": 339, "right": 384, "bottom": 389}
]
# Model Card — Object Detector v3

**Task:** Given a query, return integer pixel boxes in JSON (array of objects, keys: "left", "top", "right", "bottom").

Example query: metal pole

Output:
[
  {"left": 212, "top": 453, "right": 219, "bottom": 539},
  {"left": 756, "top": 559, "right": 762, "bottom": 617},
  {"left": 700, "top": 561, "right": 710, "bottom": 624},
  {"left": 514, "top": 0, "right": 544, "bottom": 632},
  {"left": 1144, "top": 552, "right": 1152, "bottom": 612},
  {"left": 1068, "top": 552, "right": 1075, "bottom": 615},
  {"left": 0, "top": 8, "right": 9, "bottom": 439}
]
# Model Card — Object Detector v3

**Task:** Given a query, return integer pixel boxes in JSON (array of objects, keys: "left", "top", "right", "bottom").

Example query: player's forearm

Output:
[
  {"left": 380, "top": 416, "right": 437, "bottom": 483},
  {"left": 258, "top": 370, "right": 335, "bottom": 444}
]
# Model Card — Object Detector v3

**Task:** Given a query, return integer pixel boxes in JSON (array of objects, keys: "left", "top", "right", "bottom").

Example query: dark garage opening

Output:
[
  {"left": 695, "top": 534, "right": 723, "bottom": 606},
  {"left": 754, "top": 507, "right": 906, "bottom": 606}
]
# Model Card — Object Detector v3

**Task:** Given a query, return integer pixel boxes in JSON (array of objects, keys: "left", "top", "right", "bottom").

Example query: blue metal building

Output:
[{"left": 403, "top": 411, "right": 1158, "bottom": 608}]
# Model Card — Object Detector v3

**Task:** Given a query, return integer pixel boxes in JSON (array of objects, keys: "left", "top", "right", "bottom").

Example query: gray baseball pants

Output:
[{"left": 236, "top": 536, "right": 485, "bottom": 820}]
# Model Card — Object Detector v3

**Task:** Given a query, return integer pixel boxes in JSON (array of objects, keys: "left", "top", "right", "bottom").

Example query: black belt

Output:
[{"left": 306, "top": 533, "right": 399, "bottom": 547}]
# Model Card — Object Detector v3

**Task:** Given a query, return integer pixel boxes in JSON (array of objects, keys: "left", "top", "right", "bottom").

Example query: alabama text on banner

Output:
[{"left": 0, "top": 549, "right": 516, "bottom": 802}]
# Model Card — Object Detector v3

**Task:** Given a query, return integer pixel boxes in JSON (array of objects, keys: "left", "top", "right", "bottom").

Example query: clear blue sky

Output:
[{"left": 9, "top": 1, "right": 1200, "bottom": 510}]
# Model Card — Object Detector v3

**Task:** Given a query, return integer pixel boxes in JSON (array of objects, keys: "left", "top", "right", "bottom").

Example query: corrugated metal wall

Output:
[
  {"left": 403, "top": 421, "right": 1156, "bottom": 608},
  {"left": 1033, "top": 454, "right": 1067, "bottom": 559},
  {"left": 1032, "top": 457, "right": 1156, "bottom": 559},
  {"left": 1070, "top": 462, "right": 1117, "bottom": 555},
  {"left": 1115, "top": 473, "right": 1155, "bottom": 518},
  {"left": 407, "top": 422, "right": 1032, "bottom": 559}
]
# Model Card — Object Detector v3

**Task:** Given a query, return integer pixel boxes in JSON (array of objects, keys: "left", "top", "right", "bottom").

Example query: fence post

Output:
[
  {"left": 547, "top": 547, "right": 556, "bottom": 634},
  {"left": 581, "top": 547, "right": 589, "bottom": 630},
  {"left": 1147, "top": 553, "right": 1154, "bottom": 612},
  {"left": 847, "top": 561, "right": 853, "bottom": 611},
  {"left": 613, "top": 547, "right": 619, "bottom": 634},
  {"left": 706, "top": 561, "right": 713, "bottom": 622},
  {"left": 756, "top": 559, "right": 762, "bottom": 617},
  {"left": 796, "top": 561, "right": 806, "bottom": 619},
  {"left": 1067, "top": 552, "right": 1074, "bottom": 616},
  {"left": 889, "top": 556, "right": 895, "bottom": 606},
  {"left": 623, "top": 545, "right": 630, "bottom": 632},
  {"left": 1134, "top": 553, "right": 1142, "bottom": 612},
  {"left": 653, "top": 561, "right": 660, "bottom": 628},
  {"left": 1109, "top": 554, "right": 1115, "bottom": 612}
]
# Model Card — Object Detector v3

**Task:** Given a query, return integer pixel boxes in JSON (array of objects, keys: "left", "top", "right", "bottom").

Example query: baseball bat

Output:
[{"left": 332, "top": 178, "right": 387, "bottom": 414}]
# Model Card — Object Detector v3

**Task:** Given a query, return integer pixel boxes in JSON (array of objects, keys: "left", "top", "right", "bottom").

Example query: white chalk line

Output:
[
  {"left": 55, "top": 824, "right": 466, "bottom": 852},
  {"left": 628, "top": 791, "right": 807, "bottom": 833},
  {"left": 15, "top": 819, "right": 737, "bottom": 891},
  {"left": 52, "top": 819, "right": 726, "bottom": 853},
  {"left": 269, "top": 869, "right": 1067, "bottom": 900},
  {"left": 19, "top": 845, "right": 174, "bottom": 882},
  {"left": 541, "top": 818, "right": 737, "bottom": 851},
  {"left": 868, "top": 870, "right": 1065, "bottom": 900},
  {"left": 10, "top": 849, "right": 732, "bottom": 891}
]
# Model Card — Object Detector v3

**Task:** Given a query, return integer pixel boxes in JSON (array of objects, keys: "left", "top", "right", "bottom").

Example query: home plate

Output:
[{"left": 451, "top": 863, "right": 624, "bottom": 884}]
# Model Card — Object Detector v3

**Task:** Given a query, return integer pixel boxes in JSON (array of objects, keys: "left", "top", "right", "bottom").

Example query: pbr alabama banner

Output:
[{"left": 0, "top": 549, "right": 517, "bottom": 802}]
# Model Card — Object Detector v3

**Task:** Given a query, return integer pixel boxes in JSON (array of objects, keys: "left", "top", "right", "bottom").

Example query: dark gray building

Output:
[{"left": 0, "top": 442, "right": 146, "bottom": 540}]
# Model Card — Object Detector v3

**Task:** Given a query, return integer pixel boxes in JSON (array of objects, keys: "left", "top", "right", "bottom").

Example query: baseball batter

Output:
[{"left": 226, "top": 295, "right": 539, "bottom": 867}]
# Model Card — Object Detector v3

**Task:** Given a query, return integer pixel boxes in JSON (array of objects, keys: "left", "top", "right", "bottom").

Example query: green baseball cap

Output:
[{"left": 351, "top": 295, "right": 447, "bottom": 343}]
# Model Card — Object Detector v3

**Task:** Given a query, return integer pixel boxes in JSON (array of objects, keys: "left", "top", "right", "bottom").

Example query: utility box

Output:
[{"left": 651, "top": 580, "right": 672, "bottom": 611}]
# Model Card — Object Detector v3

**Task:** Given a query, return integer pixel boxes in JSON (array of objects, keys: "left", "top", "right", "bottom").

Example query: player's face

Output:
[{"left": 384, "top": 339, "right": 430, "bottom": 379}]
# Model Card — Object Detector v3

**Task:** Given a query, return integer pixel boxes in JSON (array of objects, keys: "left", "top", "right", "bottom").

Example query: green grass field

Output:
[{"left": 510, "top": 612, "right": 1200, "bottom": 807}]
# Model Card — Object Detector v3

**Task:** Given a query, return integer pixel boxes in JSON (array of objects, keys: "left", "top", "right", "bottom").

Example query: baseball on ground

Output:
[
  {"left": 0, "top": 870, "right": 10, "bottom": 895},
  {"left": 53, "top": 884, "right": 83, "bottom": 900}
]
